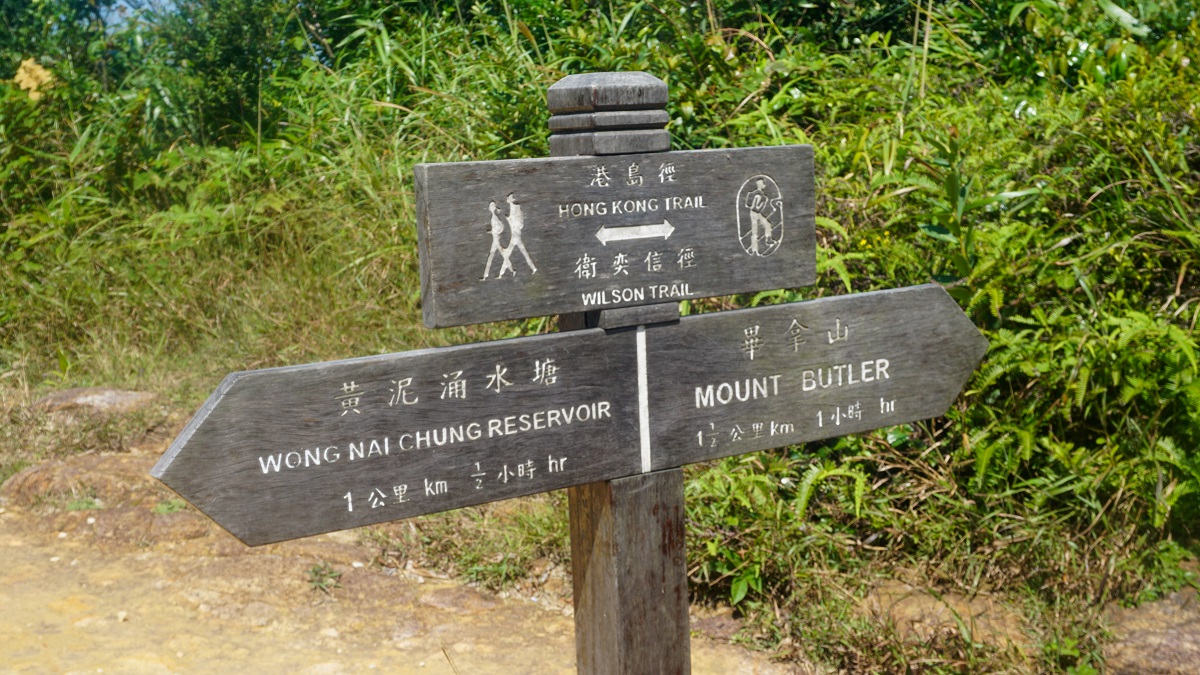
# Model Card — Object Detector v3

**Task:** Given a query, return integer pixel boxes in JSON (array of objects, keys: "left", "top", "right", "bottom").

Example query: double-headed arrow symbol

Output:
[{"left": 595, "top": 220, "right": 675, "bottom": 245}]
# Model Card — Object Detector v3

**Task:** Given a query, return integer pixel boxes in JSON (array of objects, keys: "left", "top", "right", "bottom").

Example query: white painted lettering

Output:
[
  {"left": 861, "top": 360, "right": 875, "bottom": 382},
  {"left": 258, "top": 454, "right": 283, "bottom": 474},
  {"left": 876, "top": 358, "right": 890, "bottom": 379},
  {"left": 415, "top": 430, "right": 432, "bottom": 449},
  {"left": 752, "top": 378, "right": 767, "bottom": 399},
  {"left": 697, "top": 377, "right": 784, "bottom": 408},
  {"left": 559, "top": 201, "right": 608, "bottom": 219},
  {"left": 797, "top": 359, "right": 891, "bottom": 394},
  {"left": 256, "top": 399, "right": 615, "bottom": 479}
]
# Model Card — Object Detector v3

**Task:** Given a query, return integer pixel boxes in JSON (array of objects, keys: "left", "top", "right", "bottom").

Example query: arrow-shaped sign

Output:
[
  {"left": 595, "top": 220, "right": 675, "bottom": 245},
  {"left": 644, "top": 284, "right": 988, "bottom": 469},
  {"left": 153, "top": 285, "right": 986, "bottom": 546}
]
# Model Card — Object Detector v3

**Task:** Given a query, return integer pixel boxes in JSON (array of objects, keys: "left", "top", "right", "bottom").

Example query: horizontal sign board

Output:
[
  {"left": 644, "top": 285, "right": 989, "bottom": 469},
  {"left": 154, "top": 285, "right": 986, "bottom": 545},
  {"left": 153, "top": 330, "right": 641, "bottom": 545},
  {"left": 415, "top": 145, "right": 816, "bottom": 327}
]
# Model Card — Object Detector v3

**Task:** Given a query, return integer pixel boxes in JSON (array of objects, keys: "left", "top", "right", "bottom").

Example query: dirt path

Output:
[{"left": 0, "top": 450, "right": 793, "bottom": 674}]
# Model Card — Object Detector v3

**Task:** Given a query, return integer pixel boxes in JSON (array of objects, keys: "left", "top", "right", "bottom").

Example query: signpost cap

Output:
[{"left": 547, "top": 72, "right": 667, "bottom": 114}]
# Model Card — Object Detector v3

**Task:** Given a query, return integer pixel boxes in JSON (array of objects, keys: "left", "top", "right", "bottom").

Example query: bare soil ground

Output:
[{"left": 0, "top": 445, "right": 797, "bottom": 674}]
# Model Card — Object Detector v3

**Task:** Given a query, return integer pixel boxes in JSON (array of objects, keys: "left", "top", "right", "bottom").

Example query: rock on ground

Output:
[
  {"left": 861, "top": 579, "right": 1031, "bottom": 653},
  {"left": 1105, "top": 586, "right": 1200, "bottom": 675},
  {"left": 32, "top": 387, "right": 157, "bottom": 415}
]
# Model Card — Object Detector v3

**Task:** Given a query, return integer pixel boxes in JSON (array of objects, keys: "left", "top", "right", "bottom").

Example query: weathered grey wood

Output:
[
  {"left": 645, "top": 284, "right": 990, "bottom": 469},
  {"left": 596, "top": 302, "right": 680, "bottom": 329},
  {"left": 553, "top": 72, "right": 691, "bottom": 675},
  {"left": 153, "top": 285, "right": 987, "bottom": 546},
  {"left": 549, "top": 110, "right": 670, "bottom": 133},
  {"left": 549, "top": 129, "right": 671, "bottom": 157},
  {"left": 415, "top": 145, "right": 816, "bottom": 327},
  {"left": 151, "top": 328, "right": 640, "bottom": 546},
  {"left": 569, "top": 469, "right": 690, "bottom": 675},
  {"left": 547, "top": 72, "right": 668, "bottom": 114}
]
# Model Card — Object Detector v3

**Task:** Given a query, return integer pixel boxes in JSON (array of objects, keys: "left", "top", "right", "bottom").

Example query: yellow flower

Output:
[{"left": 13, "top": 58, "right": 54, "bottom": 101}]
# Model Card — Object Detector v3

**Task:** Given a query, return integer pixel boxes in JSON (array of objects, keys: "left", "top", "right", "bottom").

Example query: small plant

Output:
[
  {"left": 38, "top": 486, "right": 101, "bottom": 511},
  {"left": 307, "top": 562, "right": 342, "bottom": 595},
  {"left": 152, "top": 499, "right": 188, "bottom": 515},
  {"left": 884, "top": 125, "right": 1044, "bottom": 301},
  {"left": 65, "top": 496, "right": 101, "bottom": 511}
]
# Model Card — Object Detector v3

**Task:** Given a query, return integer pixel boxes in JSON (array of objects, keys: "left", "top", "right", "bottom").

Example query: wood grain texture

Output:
[
  {"left": 154, "top": 285, "right": 987, "bottom": 545},
  {"left": 549, "top": 110, "right": 670, "bottom": 133},
  {"left": 645, "top": 284, "right": 990, "bottom": 469},
  {"left": 568, "top": 469, "right": 690, "bottom": 675},
  {"left": 549, "top": 129, "right": 671, "bottom": 157},
  {"left": 595, "top": 302, "right": 680, "bottom": 330},
  {"left": 547, "top": 72, "right": 667, "bottom": 114},
  {"left": 553, "top": 75, "right": 691, "bottom": 675},
  {"left": 416, "top": 145, "right": 816, "bottom": 327},
  {"left": 152, "top": 328, "right": 639, "bottom": 546}
]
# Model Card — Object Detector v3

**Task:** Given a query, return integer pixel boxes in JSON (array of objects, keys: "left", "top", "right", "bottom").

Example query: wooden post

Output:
[
  {"left": 549, "top": 72, "right": 692, "bottom": 675},
  {"left": 570, "top": 468, "right": 689, "bottom": 674}
]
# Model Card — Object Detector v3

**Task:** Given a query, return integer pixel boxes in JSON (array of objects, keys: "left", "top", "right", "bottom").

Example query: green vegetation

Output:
[
  {"left": 2, "top": 0, "right": 1197, "bottom": 671},
  {"left": 65, "top": 495, "right": 101, "bottom": 511},
  {"left": 152, "top": 498, "right": 188, "bottom": 515},
  {"left": 306, "top": 561, "right": 342, "bottom": 595},
  {"left": 368, "top": 491, "right": 569, "bottom": 591}
]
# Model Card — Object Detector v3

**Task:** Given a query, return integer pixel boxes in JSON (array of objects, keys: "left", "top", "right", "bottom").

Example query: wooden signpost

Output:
[
  {"left": 153, "top": 72, "right": 989, "bottom": 674},
  {"left": 415, "top": 146, "right": 815, "bottom": 327}
]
